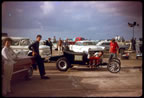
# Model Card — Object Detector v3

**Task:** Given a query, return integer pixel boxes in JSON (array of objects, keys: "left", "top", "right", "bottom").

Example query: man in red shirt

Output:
[{"left": 109, "top": 38, "right": 119, "bottom": 62}]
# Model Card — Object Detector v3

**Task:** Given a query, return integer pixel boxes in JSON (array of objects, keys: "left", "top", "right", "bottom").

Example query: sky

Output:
[{"left": 2, "top": 1, "right": 142, "bottom": 40}]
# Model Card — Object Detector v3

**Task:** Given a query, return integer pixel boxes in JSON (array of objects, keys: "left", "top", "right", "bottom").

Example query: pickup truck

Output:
[{"left": 96, "top": 40, "right": 129, "bottom": 54}]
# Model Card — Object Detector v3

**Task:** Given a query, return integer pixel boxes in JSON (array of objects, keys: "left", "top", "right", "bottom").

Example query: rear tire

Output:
[
  {"left": 56, "top": 57, "right": 71, "bottom": 71},
  {"left": 110, "top": 58, "right": 121, "bottom": 65},
  {"left": 107, "top": 60, "right": 121, "bottom": 73}
]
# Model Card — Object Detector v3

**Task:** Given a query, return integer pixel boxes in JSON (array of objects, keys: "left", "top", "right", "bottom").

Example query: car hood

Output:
[
  {"left": 39, "top": 45, "right": 50, "bottom": 49},
  {"left": 79, "top": 45, "right": 105, "bottom": 53},
  {"left": 11, "top": 46, "right": 29, "bottom": 50},
  {"left": 83, "top": 45, "right": 105, "bottom": 50}
]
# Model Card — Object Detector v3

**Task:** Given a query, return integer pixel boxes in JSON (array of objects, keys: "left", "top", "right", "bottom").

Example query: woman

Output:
[
  {"left": 57, "top": 38, "right": 63, "bottom": 55},
  {"left": 2, "top": 37, "right": 17, "bottom": 96}
]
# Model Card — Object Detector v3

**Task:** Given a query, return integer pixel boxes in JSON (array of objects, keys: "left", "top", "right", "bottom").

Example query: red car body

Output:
[
  {"left": 69, "top": 37, "right": 85, "bottom": 45},
  {"left": 2, "top": 56, "right": 35, "bottom": 82}
]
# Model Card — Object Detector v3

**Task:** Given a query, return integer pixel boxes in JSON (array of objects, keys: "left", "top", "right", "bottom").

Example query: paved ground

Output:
[{"left": 6, "top": 50, "right": 142, "bottom": 97}]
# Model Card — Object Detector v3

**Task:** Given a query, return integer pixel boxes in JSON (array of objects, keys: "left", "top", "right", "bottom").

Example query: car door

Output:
[
  {"left": 72, "top": 42, "right": 82, "bottom": 52},
  {"left": 102, "top": 42, "right": 110, "bottom": 51}
]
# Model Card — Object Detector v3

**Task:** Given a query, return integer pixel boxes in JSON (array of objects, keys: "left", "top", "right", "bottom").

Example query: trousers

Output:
[
  {"left": 109, "top": 53, "right": 117, "bottom": 62},
  {"left": 2, "top": 61, "right": 13, "bottom": 95},
  {"left": 35, "top": 55, "right": 46, "bottom": 77}
]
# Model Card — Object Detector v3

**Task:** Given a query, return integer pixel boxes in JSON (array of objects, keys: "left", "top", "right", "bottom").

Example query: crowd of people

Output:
[
  {"left": 1, "top": 35, "right": 70, "bottom": 96},
  {"left": 45, "top": 37, "right": 70, "bottom": 55}
]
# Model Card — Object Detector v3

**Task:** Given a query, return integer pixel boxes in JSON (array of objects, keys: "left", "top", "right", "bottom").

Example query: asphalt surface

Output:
[{"left": 5, "top": 51, "right": 142, "bottom": 97}]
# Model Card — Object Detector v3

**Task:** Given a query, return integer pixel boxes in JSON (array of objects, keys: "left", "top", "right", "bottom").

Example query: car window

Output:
[
  {"left": 40, "top": 41, "right": 46, "bottom": 45},
  {"left": 19, "top": 39, "right": 30, "bottom": 46},
  {"left": 11, "top": 39, "right": 30, "bottom": 46},
  {"left": 75, "top": 42, "right": 82, "bottom": 45},
  {"left": 101, "top": 43, "right": 110, "bottom": 46},
  {"left": 11, "top": 40, "right": 20, "bottom": 46},
  {"left": 82, "top": 42, "right": 97, "bottom": 46}
]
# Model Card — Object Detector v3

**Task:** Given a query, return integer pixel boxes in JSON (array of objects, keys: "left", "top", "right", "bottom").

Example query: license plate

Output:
[{"left": 74, "top": 55, "right": 83, "bottom": 61}]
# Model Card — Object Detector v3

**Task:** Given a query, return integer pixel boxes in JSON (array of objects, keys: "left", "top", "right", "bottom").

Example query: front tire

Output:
[
  {"left": 56, "top": 57, "right": 71, "bottom": 71},
  {"left": 25, "top": 67, "right": 33, "bottom": 80}
]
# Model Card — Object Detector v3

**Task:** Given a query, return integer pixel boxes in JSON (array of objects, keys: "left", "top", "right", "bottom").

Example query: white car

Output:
[
  {"left": 39, "top": 40, "right": 51, "bottom": 58},
  {"left": 2, "top": 37, "right": 51, "bottom": 60},
  {"left": 69, "top": 40, "right": 105, "bottom": 53},
  {"left": 2, "top": 37, "right": 31, "bottom": 57},
  {"left": 96, "top": 40, "right": 110, "bottom": 51}
]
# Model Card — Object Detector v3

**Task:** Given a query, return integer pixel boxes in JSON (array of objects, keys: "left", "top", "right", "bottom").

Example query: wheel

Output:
[
  {"left": 110, "top": 58, "right": 121, "bottom": 65},
  {"left": 56, "top": 57, "right": 71, "bottom": 71},
  {"left": 107, "top": 60, "right": 121, "bottom": 73},
  {"left": 25, "top": 67, "right": 33, "bottom": 80}
]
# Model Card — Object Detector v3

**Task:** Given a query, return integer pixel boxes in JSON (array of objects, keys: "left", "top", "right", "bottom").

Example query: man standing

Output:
[
  {"left": 29, "top": 35, "right": 50, "bottom": 79},
  {"left": 131, "top": 37, "right": 136, "bottom": 51},
  {"left": 53, "top": 36, "right": 56, "bottom": 43},
  {"left": 46, "top": 38, "right": 53, "bottom": 56},
  {"left": 109, "top": 38, "right": 119, "bottom": 62},
  {"left": 63, "top": 38, "right": 69, "bottom": 51}
]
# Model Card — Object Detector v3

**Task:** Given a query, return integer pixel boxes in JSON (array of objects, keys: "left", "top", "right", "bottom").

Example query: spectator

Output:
[
  {"left": 109, "top": 38, "right": 119, "bottom": 62},
  {"left": 134, "top": 38, "right": 136, "bottom": 51},
  {"left": 46, "top": 38, "right": 53, "bottom": 56},
  {"left": 131, "top": 37, "right": 136, "bottom": 51},
  {"left": 57, "top": 38, "right": 63, "bottom": 55},
  {"left": 53, "top": 36, "right": 56, "bottom": 43},
  {"left": 2, "top": 37, "right": 17, "bottom": 96},
  {"left": 29, "top": 35, "right": 50, "bottom": 79},
  {"left": 63, "top": 38, "right": 69, "bottom": 51}
]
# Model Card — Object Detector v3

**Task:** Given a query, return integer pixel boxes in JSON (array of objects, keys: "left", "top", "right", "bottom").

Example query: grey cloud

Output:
[{"left": 2, "top": 1, "right": 142, "bottom": 40}]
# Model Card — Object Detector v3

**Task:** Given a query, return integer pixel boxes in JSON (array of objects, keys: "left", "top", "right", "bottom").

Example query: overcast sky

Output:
[{"left": 2, "top": 1, "right": 142, "bottom": 40}]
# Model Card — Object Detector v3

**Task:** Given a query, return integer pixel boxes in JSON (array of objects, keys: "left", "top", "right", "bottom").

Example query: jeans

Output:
[
  {"left": 109, "top": 53, "right": 117, "bottom": 62},
  {"left": 35, "top": 55, "right": 46, "bottom": 77}
]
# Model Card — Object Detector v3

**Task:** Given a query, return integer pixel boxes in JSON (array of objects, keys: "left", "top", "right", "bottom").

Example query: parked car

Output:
[
  {"left": 2, "top": 37, "right": 51, "bottom": 60},
  {"left": 96, "top": 40, "right": 129, "bottom": 53},
  {"left": 39, "top": 40, "right": 51, "bottom": 59},
  {"left": 2, "top": 37, "right": 32, "bottom": 57},
  {"left": 49, "top": 50, "right": 121, "bottom": 73},
  {"left": 69, "top": 40, "right": 105, "bottom": 54},
  {"left": 2, "top": 56, "right": 35, "bottom": 81},
  {"left": 136, "top": 39, "right": 142, "bottom": 59}
]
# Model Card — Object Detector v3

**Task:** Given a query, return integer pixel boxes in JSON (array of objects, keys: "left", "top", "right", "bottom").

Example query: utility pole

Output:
[{"left": 128, "top": 21, "right": 139, "bottom": 39}]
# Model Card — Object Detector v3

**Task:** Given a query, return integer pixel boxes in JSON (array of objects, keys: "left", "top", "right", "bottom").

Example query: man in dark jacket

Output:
[
  {"left": 46, "top": 38, "right": 53, "bottom": 56},
  {"left": 29, "top": 35, "right": 50, "bottom": 79}
]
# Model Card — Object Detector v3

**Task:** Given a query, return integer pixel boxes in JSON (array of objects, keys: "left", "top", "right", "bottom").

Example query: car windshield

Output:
[
  {"left": 40, "top": 41, "right": 46, "bottom": 45},
  {"left": 11, "top": 39, "right": 30, "bottom": 46}
]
